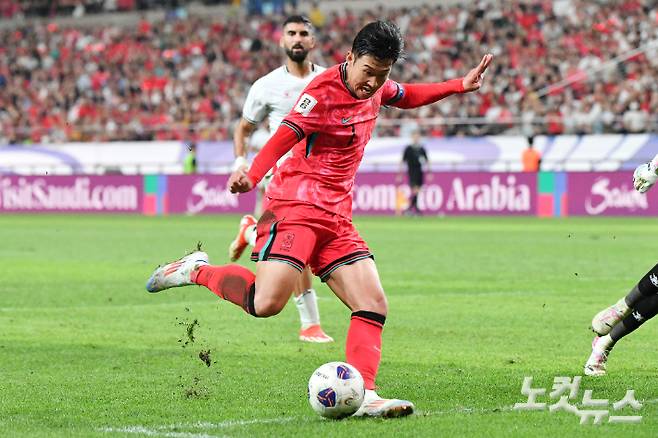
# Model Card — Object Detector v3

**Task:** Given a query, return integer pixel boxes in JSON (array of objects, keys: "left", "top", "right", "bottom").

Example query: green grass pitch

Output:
[{"left": 1, "top": 214, "right": 657, "bottom": 437}]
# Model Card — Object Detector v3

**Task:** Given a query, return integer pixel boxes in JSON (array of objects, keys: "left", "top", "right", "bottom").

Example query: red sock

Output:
[
  {"left": 192, "top": 264, "right": 256, "bottom": 315},
  {"left": 345, "top": 311, "right": 386, "bottom": 390}
]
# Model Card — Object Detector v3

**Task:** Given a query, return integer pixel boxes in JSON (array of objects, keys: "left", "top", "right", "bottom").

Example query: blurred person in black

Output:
[{"left": 400, "top": 131, "right": 430, "bottom": 215}]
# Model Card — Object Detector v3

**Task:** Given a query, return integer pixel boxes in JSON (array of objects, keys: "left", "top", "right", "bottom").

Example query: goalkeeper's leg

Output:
[
  {"left": 610, "top": 292, "right": 658, "bottom": 342},
  {"left": 591, "top": 262, "right": 658, "bottom": 335},
  {"left": 585, "top": 292, "right": 658, "bottom": 376}
]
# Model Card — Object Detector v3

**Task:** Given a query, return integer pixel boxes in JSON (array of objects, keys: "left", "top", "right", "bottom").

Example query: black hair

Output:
[
  {"left": 283, "top": 15, "right": 313, "bottom": 30},
  {"left": 351, "top": 21, "right": 404, "bottom": 63}
]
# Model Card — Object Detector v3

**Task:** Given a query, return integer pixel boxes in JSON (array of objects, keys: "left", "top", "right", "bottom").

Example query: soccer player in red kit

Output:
[{"left": 147, "top": 21, "right": 492, "bottom": 417}]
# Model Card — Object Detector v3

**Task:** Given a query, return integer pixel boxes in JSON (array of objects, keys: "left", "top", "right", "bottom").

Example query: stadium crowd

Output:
[
  {"left": 0, "top": 0, "right": 657, "bottom": 144},
  {"left": 0, "top": 0, "right": 229, "bottom": 18}
]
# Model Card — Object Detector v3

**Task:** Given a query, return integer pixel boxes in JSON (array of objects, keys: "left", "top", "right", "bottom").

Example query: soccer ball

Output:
[{"left": 307, "top": 361, "right": 365, "bottom": 419}]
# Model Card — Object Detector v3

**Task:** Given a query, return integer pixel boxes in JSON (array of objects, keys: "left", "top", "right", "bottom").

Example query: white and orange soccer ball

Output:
[{"left": 307, "top": 361, "right": 365, "bottom": 419}]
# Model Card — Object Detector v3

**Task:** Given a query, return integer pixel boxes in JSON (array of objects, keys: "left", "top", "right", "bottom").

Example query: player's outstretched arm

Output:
[
  {"left": 228, "top": 125, "right": 299, "bottom": 194},
  {"left": 389, "top": 54, "right": 493, "bottom": 109},
  {"left": 633, "top": 155, "right": 658, "bottom": 193}
]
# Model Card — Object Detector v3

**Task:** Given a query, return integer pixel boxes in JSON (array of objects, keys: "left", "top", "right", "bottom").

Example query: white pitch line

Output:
[
  {"left": 99, "top": 426, "right": 226, "bottom": 438},
  {"left": 421, "top": 405, "right": 514, "bottom": 416},
  {"left": 162, "top": 417, "right": 300, "bottom": 429},
  {"left": 100, "top": 397, "right": 658, "bottom": 436},
  {"left": 98, "top": 417, "right": 300, "bottom": 437}
]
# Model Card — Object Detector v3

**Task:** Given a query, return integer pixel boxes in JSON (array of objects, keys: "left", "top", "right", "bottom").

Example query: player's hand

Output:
[
  {"left": 228, "top": 169, "right": 254, "bottom": 193},
  {"left": 633, "top": 162, "right": 658, "bottom": 193},
  {"left": 462, "top": 54, "right": 493, "bottom": 92}
]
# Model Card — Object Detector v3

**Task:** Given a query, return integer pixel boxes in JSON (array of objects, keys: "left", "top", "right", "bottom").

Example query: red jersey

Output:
[{"left": 265, "top": 63, "right": 405, "bottom": 218}]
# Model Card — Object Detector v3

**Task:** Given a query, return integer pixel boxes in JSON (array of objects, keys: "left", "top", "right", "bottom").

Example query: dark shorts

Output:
[
  {"left": 408, "top": 169, "right": 424, "bottom": 187},
  {"left": 251, "top": 198, "right": 373, "bottom": 282}
]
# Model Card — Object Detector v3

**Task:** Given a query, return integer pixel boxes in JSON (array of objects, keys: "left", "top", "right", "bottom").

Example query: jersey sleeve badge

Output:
[{"left": 294, "top": 93, "right": 318, "bottom": 117}]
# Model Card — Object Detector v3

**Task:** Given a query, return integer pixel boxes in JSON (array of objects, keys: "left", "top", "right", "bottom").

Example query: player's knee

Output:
[
  {"left": 355, "top": 293, "right": 388, "bottom": 316},
  {"left": 372, "top": 295, "right": 388, "bottom": 316},
  {"left": 254, "top": 295, "right": 286, "bottom": 317}
]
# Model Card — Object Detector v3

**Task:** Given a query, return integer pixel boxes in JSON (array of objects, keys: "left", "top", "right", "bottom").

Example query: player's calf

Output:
[
  {"left": 608, "top": 293, "right": 658, "bottom": 343},
  {"left": 193, "top": 263, "right": 257, "bottom": 314}
]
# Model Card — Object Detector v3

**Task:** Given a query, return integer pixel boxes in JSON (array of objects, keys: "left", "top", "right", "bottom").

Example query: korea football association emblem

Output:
[{"left": 281, "top": 233, "right": 295, "bottom": 251}]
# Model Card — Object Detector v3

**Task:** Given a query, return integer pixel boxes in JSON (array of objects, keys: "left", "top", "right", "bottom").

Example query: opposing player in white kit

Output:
[
  {"left": 229, "top": 16, "right": 333, "bottom": 343},
  {"left": 583, "top": 156, "right": 658, "bottom": 376}
]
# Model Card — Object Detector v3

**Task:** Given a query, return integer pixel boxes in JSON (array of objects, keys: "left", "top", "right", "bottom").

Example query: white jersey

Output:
[
  {"left": 242, "top": 63, "right": 325, "bottom": 186},
  {"left": 242, "top": 63, "right": 325, "bottom": 138}
]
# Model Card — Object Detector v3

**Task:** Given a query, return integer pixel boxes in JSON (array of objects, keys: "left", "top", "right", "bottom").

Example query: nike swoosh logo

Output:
[{"left": 341, "top": 117, "right": 352, "bottom": 124}]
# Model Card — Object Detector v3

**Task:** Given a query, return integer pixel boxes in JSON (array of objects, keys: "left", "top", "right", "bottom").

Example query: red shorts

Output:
[{"left": 250, "top": 198, "right": 373, "bottom": 281}]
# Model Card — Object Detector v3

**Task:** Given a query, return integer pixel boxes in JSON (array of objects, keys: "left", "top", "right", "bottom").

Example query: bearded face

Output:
[{"left": 280, "top": 22, "right": 315, "bottom": 63}]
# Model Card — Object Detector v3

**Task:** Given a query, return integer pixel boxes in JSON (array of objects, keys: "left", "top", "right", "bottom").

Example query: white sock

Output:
[
  {"left": 294, "top": 289, "right": 320, "bottom": 329},
  {"left": 245, "top": 224, "right": 257, "bottom": 247}
]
